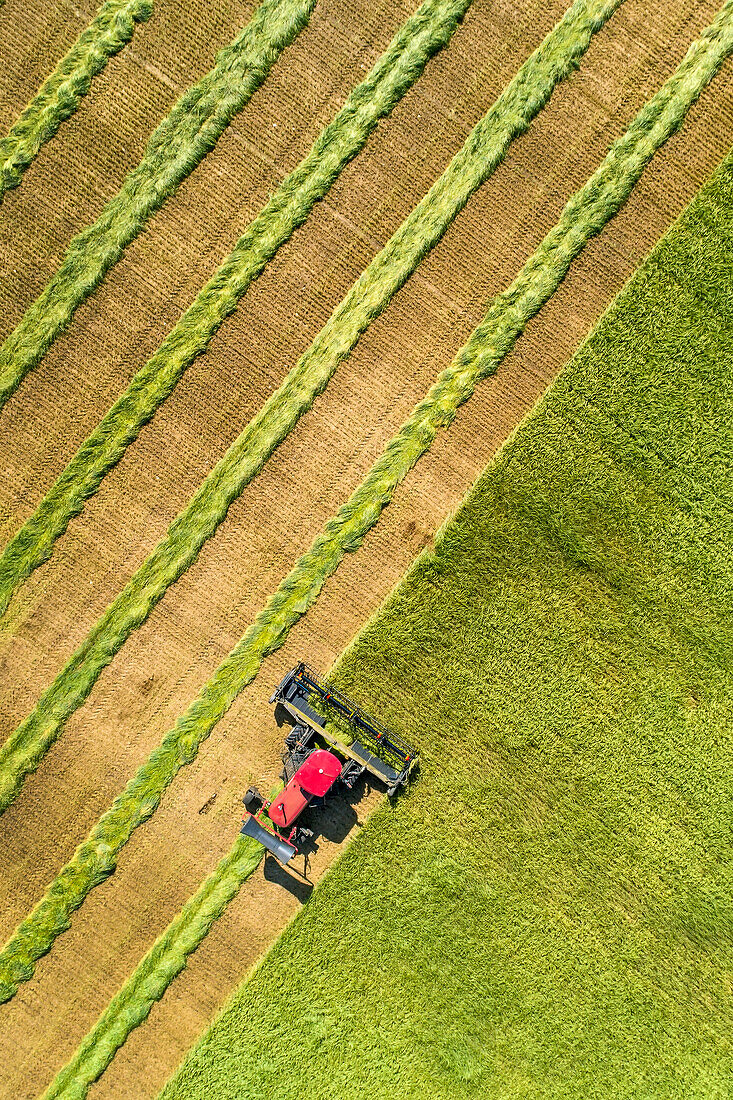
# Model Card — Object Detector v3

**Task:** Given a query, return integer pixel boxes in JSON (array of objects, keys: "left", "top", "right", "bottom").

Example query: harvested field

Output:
[
  {"left": 162, "top": 141, "right": 733, "bottom": 1100},
  {"left": 0, "top": 0, "right": 320, "bottom": 408},
  {"left": 0, "top": 0, "right": 622, "bottom": 818},
  {"left": 1, "top": 0, "right": 732, "bottom": 1096},
  {"left": 4, "top": 0, "right": 728, "bottom": 1014},
  {"left": 0, "top": 0, "right": 152, "bottom": 203}
]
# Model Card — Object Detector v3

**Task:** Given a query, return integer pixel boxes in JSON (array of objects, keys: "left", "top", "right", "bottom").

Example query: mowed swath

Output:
[
  {"left": 33, "top": 10, "right": 733, "bottom": 1090},
  {"left": 0, "top": 0, "right": 320, "bottom": 405},
  {"left": 0, "top": 0, "right": 475, "bottom": 617},
  {"left": 0, "top": 0, "right": 624, "bottom": 814},
  {"left": 0, "top": 0, "right": 629, "bottom": 998},
  {"left": 1, "top": 1, "right": 733, "bottom": 1097},
  {"left": 160, "top": 146, "right": 733, "bottom": 1100}
]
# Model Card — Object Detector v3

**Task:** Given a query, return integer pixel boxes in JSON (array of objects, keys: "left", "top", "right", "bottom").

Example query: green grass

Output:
[
  {"left": 18, "top": 7, "right": 733, "bottom": 1087},
  {"left": 0, "top": 0, "right": 629, "bottom": 811},
  {"left": 0, "top": 0, "right": 152, "bottom": 203},
  {"left": 40, "top": 835, "right": 265, "bottom": 1100},
  {"left": 0, "top": 0, "right": 317, "bottom": 408},
  {"left": 0, "top": 0, "right": 472, "bottom": 606},
  {"left": 159, "top": 128, "right": 733, "bottom": 1100}
]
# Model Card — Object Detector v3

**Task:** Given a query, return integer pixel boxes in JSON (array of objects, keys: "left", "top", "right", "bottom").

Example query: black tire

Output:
[{"left": 243, "top": 787, "right": 263, "bottom": 812}]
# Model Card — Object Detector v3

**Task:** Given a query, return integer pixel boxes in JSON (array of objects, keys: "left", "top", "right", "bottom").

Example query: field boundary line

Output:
[
  {"left": 41, "top": 836, "right": 265, "bottom": 1100},
  {"left": 0, "top": 0, "right": 475, "bottom": 609},
  {"left": 0, "top": 0, "right": 152, "bottom": 203},
  {"left": 0, "top": 0, "right": 625, "bottom": 813},
  {"left": 4, "top": 0, "right": 731, "bottom": 1020},
  {"left": 0, "top": 0, "right": 319, "bottom": 408}
]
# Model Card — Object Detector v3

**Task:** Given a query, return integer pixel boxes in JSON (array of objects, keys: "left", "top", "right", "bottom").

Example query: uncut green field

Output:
[
  {"left": 161, "top": 147, "right": 733, "bottom": 1099},
  {"left": 3, "top": 0, "right": 733, "bottom": 1094}
]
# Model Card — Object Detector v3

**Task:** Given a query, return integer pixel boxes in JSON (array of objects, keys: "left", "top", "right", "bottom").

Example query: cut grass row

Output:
[
  {"left": 41, "top": 836, "right": 265, "bottom": 1100},
  {"left": 160, "top": 144, "right": 733, "bottom": 1100},
  {"left": 0, "top": 0, "right": 626, "bottom": 811},
  {"left": 0, "top": 0, "right": 318, "bottom": 408},
  {"left": 0, "top": 0, "right": 474, "bottom": 612},
  {"left": 0, "top": 0, "right": 152, "bottom": 203},
  {"left": 0, "top": 0, "right": 326, "bottom": 409},
  {"left": 41, "top": 779, "right": 283, "bottom": 1100},
  {"left": 3, "top": 0, "right": 730, "bottom": 1022}
]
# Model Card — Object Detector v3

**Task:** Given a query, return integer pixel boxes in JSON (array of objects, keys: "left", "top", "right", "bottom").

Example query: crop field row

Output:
[
  {"left": 0, "top": 0, "right": 623, "bottom": 811},
  {"left": 0, "top": 0, "right": 321, "bottom": 407},
  {"left": 1, "top": 0, "right": 732, "bottom": 1095},
  {"left": 161, "top": 137, "right": 733, "bottom": 1100},
  {"left": 0, "top": 0, "right": 476, "bottom": 799},
  {"left": 0, "top": 0, "right": 152, "bottom": 202},
  {"left": 5, "top": 5, "right": 733, "bottom": 1090},
  {"left": 0, "top": 0, "right": 465, "bottom": 486},
  {"left": 43, "top": 834, "right": 266, "bottom": 1100}
]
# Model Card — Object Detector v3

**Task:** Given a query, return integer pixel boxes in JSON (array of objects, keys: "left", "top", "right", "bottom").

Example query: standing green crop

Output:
[{"left": 4, "top": 0, "right": 732, "bottom": 1023}]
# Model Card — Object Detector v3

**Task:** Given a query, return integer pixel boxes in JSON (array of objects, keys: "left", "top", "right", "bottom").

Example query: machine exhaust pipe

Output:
[{"left": 241, "top": 813, "right": 297, "bottom": 864}]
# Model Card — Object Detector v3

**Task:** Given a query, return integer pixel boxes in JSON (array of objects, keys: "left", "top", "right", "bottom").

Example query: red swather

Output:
[{"left": 267, "top": 749, "right": 342, "bottom": 827}]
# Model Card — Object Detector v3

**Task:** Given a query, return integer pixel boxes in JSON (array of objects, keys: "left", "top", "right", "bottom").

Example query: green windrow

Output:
[
  {"left": 0, "top": 0, "right": 470, "bottom": 564},
  {"left": 7, "top": 12, "right": 732, "bottom": 1080},
  {"left": 43, "top": 774, "right": 286, "bottom": 1100},
  {"left": 0, "top": 0, "right": 626, "bottom": 812},
  {"left": 159, "top": 145, "right": 733, "bottom": 1100},
  {"left": 0, "top": 0, "right": 318, "bottom": 405},
  {"left": 41, "top": 836, "right": 265, "bottom": 1100},
  {"left": 0, "top": 0, "right": 152, "bottom": 202}
]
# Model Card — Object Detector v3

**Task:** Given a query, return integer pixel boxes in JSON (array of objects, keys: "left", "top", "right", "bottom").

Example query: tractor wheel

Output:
[
  {"left": 243, "top": 787, "right": 263, "bottom": 812},
  {"left": 284, "top": 727, "right": 299, "bottom": 749}
]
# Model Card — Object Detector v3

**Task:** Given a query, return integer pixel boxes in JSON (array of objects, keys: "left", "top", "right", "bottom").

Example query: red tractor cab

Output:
[
  {"left": 241, "top": 663, "right": 419, "bottom": 865},
  {"left": 267, "top": 749, "right": 342, "bottom": 827},
  {"left": 242, "top": 746, "right": 345, "bottom": 864}
]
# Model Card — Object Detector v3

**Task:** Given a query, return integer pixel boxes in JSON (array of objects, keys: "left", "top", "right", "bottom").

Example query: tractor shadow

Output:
[
  {"left": 263, "top": 773, "right": 377, "bottom": 903},
  {"left": 263, "top": 855, "right": 314, "bottom": 902},
  {"left": 313, "top": 769, "right": 379, "bottom": 844},
  {"left": 273, "top": 701, "right": 294, "bottom": 728}
]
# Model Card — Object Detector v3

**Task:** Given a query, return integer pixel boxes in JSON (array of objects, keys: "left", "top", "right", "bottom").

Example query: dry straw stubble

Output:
[
  {"left": 6, "top": 0, "right": 732, "bottom": 1033},
  {"left": 0, "top": 0, "right": 624, "bottom": 812},
  {"left": 41, "top": 836, "right": 265, "bottom": 1100},
  {"left": 0, "top": 0, "right": 474, "bottom": 610}
]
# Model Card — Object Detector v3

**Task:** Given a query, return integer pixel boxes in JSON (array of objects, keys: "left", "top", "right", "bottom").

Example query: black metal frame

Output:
[{"left": 270, "top": 662, "right": 419, "bottom": 794}]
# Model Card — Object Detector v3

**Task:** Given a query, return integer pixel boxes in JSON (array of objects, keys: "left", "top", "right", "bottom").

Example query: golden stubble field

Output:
[{"left": 0, "top": 0, "right": 731, "bottom": 1095}]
